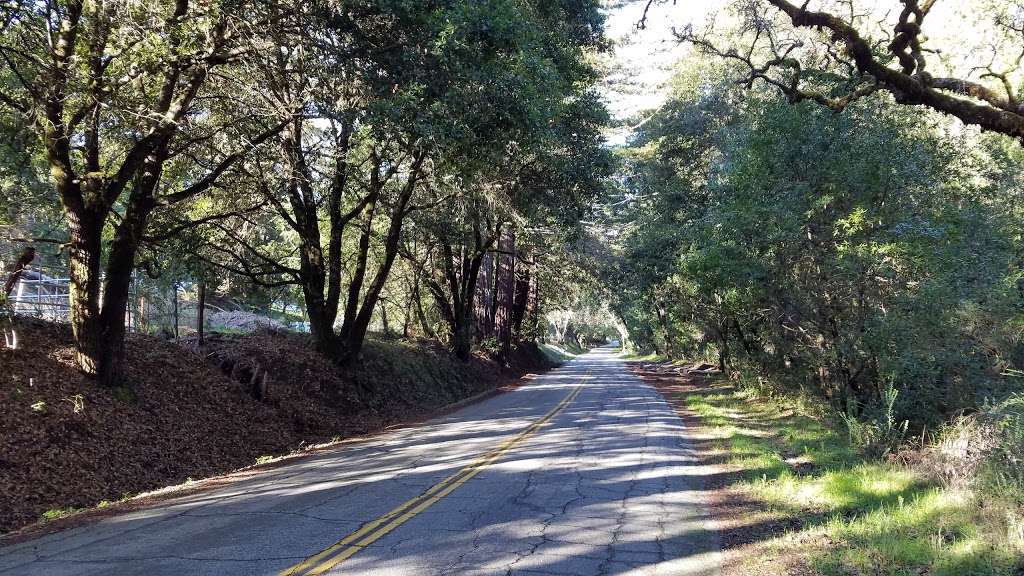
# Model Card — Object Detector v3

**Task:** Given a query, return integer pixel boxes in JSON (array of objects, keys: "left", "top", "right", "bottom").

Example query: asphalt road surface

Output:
[{"left": 0, "top": 347, "right": 721, "bottom": 576}]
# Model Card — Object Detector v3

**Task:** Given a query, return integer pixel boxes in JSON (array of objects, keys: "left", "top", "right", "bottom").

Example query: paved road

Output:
[{"left": 0, "top": 348, "right": 720, "bottom": 576}]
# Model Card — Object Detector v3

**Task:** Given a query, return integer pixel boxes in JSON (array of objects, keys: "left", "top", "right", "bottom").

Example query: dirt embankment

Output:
[{"left": 0, "top": 318, "right": 552, "bottom": 535}]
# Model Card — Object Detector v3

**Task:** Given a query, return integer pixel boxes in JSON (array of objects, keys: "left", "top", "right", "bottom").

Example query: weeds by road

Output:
[{"left": 632, "top": 361, "right": 1023, "bottom": 576}]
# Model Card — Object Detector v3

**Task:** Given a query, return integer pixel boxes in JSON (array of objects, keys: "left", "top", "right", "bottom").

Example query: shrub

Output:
[
  {"left": 841, "top": 383, "right": 908, "bottom": 458},
  {"left": 899, "top": 415, "right": 997, "bottom": 489},
  {"left": 977, "top": 394, "right": 1024, "bottom": 506}
]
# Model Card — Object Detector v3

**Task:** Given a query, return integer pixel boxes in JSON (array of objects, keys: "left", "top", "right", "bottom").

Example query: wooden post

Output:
[
  {"left": 197, "top": 283, "right": 206, "bottom": 345},
  {"left": 172, "top": 283, "right": 179, "bottom": 341},
  {"left": 138, "top": 295, "right": 146, "bottom": 332}
]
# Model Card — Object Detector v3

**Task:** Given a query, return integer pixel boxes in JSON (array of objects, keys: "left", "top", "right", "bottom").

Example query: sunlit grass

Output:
[
  {"left": 622, "top": 351, "right": 666, "bottom": 361},
  {"left": 687, "top": 382, "right": 1022, "bottom": 575},
  {"left": 41, "top": 506, "right": 85, "bottom": 520},
  {"left": 814, "top": 489, "right": 1020, "bottom": 576},
  {"left": 538, "top": 343, "right": 587, "bottom": 363}
]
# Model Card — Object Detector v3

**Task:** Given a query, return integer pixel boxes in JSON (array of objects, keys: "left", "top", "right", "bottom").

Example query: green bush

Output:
[
  {"left": 841, "top": 383, "right": 909, "bottom": 459},
  {"left": 606, "top": 74, "right": 1024, "bottom": 435},
  {"left": 476, "top": 337, "right": 501, "bottom": 358},
  {"left": 978, "top": 393, "right": 1024, "bottom": 506}
]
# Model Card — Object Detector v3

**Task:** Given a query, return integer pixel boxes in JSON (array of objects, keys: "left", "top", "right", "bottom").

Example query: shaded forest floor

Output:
[
  {"left": 0, "top": 317, "right": 553, "bottom": 536},
  {"left": 630, "top": 360, "right": 1023, "bottom": 576}
]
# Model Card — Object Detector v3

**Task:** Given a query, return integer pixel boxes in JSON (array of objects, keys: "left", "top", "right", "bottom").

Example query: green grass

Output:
[
  {"left": 563, "top": 341, "right": 588, "bottom": 355},
  {"left": 539, "top": 343, "right": 586, "bottom": 364},
  {"left": 622, "top": 351, "right": 666, "bottom": 361},
  {"left": 41, "top": 506, "right": 85, "bottom": 520},
  {"left": 687, "top": 383, "right": 1023, "bottom": 575}
]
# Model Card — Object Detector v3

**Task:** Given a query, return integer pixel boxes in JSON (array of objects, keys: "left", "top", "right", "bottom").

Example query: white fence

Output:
[
  {"left": 7, "top": 266, "right": 308, "bottom": 335},
  {"left": 10, "top": 269, "right": 71, "bottom": 322}
]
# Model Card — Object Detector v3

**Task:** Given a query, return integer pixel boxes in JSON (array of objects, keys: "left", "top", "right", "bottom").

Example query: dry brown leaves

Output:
[{"left": 0, "top": 319, "right": 552, "bottom": 535}]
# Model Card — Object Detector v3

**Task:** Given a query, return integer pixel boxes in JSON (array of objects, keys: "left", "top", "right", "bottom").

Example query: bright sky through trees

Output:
[
  {"left": 600, "top": 0, "right": 1024, "bottom": 144},
  {"left": 600, "top": 1, "right": 726, "bottom": 144}
]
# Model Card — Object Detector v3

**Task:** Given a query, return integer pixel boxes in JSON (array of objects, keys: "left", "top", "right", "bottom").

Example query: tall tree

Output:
[
  {"left": 601, "top": 56, "right": 1024, "bottom": 429},
  {"left": 0, "top": 0, "right": 284, "bottom": 385},
  {"left": 675, "top": 0, "right": 1024, "bottom": 140}
]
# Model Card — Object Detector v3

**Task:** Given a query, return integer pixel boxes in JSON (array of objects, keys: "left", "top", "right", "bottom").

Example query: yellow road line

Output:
[{"left": 280, "top": 384, "right": 585, "bottom": 576}]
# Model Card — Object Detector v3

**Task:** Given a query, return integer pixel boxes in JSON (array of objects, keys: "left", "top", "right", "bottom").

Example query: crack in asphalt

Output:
[{"left": 502, "top": 400, "right": 589, "bottom": 576}]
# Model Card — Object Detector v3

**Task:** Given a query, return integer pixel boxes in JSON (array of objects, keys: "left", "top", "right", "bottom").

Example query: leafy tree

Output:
[
  {"left": 602, "top": 58, "right": 1023, "bottom": 430},
  {"left": 0, "top": 0, "right": 285, "bottom": 385},
  {"left": 674, "top": 0, "right": 1024, "bottom": 140}
]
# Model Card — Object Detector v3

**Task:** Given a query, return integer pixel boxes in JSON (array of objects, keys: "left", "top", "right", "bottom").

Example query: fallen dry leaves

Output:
[{"left": 0, "top": 318, "right": 551, "bottom": 535}]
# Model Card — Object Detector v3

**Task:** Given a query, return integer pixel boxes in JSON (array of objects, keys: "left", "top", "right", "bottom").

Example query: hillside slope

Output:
[{"left": 0, "top": 318, "right": 551, "bottom": 534}]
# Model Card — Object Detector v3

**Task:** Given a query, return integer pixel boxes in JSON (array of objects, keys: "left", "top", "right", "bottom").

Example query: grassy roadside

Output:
[
  {"left": 538, "top": 342, "right": 588, "bottom": 363},
  {"left": 623, "top": 351, "right": 665, "bottom": 362},
  {"left": 636, "top": 363, "right": 1023, "bottom": 576}
]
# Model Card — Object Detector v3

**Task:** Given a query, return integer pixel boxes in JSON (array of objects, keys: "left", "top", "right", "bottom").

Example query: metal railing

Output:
[
  {"left": 9, "top": 270, "right": 71, "bottom": 322},
  {"left": 6, "top": 266, "right": 308, "bottom": 334}
]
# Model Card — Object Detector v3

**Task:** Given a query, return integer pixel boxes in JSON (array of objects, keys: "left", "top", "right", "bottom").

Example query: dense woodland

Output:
[
  {"left": 0, "top": 0, "right": 611, "bottom": 385},
  {"left": 2, "top": 0, "right": 1024, "bottom": 557},
  {"left": 594, "top": 0, "right": 1024, "bottom": 508}
]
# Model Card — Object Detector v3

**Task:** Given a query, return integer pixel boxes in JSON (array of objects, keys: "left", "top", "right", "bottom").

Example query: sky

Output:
[{"left": 599, "top": 0, "right": 727, "bottom": 145}]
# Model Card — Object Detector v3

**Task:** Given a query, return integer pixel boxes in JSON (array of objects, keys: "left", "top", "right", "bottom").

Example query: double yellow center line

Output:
[{"left": 280, "top": 384, "right": 584, "bottom": 576}]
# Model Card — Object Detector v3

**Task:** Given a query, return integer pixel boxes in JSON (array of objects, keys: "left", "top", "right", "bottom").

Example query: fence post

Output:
[
  {"left": 15, "top": 273, "right": 24, "bottom": 315},
  {"left": 197, "top": 283, "right": 206, "bottom": 345},
  {"left": 172, "top": 283, "right": 179, "bottom": 341},
  {"left": 126, "top": 273, "right": 131, "bottom": 332}
]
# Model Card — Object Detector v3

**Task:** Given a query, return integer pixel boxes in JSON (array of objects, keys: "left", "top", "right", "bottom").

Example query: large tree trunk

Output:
[
  {"left": 526, "top": 264, "right": 539, "bottom": 341},
  {"left": 475, "top": 252, "right": 495, "bottom": 340},
  {"left": 29, "top": 0, "right": 242, "bottom": 387},
  {"left": 284, "top": 117, "right": 349, "bottom": 356},
  {"left": 493, "top": 229, "right": 515, "bottom": 361},
  {"left": 510, "top": 255, "right": 531, "bottom": 341},
  {"left": 337, "top": 152, "right": 426, "bottom": 364},
  {"left": 451, "top": 309, "right": 474, "bottom": 360},
  {"left": 67, "top": 213, "right": 105, "bottom": 380},
  {"left": 379, "top": 301, "right": 391, "bottom": 336},
  {"left": 655, "top": 303, "right": 674, "bottom": 358},
  {"left": 95, "top": 263, "right": 133, "bottom": 388},
  {"left": 303, "top": 279, "right": 338, "bottom": 354},
  {"left": 401, "top": 293, "right": 412, "bottom": 339},
  {"left": 92, "top": 184, "right": 157, "bottom": 387},
  {"left": 428, "top": 226, "right": 495, "bottom": 362},
  {"left": 413, "top": 284, "right": 437, "bottom": 339},
  {"left": 338, "top": 216, "right": 407, "bottom": 360}
]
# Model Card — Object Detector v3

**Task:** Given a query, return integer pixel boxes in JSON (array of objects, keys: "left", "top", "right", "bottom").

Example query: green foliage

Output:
[
  {"left": 537, "top": 342, "right": 580, "bottom": 364},
  {"left": 0, "top": 0, "right": 610, "bottom": 377},
  {"left": 840, "top": 383, "right": 909, "bottom": 459},
  {"left": 683, "top": 378, "right": 1022, "bottom": 576},
  {"left": 475, "top": 337, "right": 502, "bottom": 358},
  {"left": 41, "top": 506, "right": 85, "bottom": 521},
  {"left": 602, "top": 58, "right": 1024, "bottom": 433},
  {"left": 978, "top": 393, "right": 1024, "bottom": 506}
]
